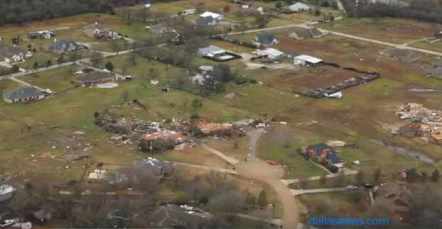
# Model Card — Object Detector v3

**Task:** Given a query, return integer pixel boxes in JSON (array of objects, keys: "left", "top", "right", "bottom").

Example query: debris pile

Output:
[
  {"left": 303, "top": 73, "right": 380, "bottom": 98},
  {"left": 396, "top": 103, "right": 442, "bottom": 144}
]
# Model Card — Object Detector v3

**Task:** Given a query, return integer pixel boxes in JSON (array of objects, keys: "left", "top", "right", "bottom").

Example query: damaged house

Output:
[
  {"left": 84, "top": 23, "right": 122, "bottom": 40},
  {"left": 139, "top": 129, "right": 186, "bottom": 153},
  {"left": 148, "top": 204, "right": 214, "bottom": 229},
  {"left": 49, "top": 40, "right": 87, "bottom": 54},
  {"left": 73, "top": 69, "right": 115, "bottom": 87},
  {"left": 254, "top": 32, "right": 278, "bottom": 47},
  {"left": 195, "top": 120, "right": 239, "bottom": 137},
  {"left": 303, "top": 143, "right": 344, "bottom": 173},
  {"left": 289, "top": 27, "right": 325, "bottom": 40},
  {"left": 28, "top": 30, "right": 55, "bottom": 39}
]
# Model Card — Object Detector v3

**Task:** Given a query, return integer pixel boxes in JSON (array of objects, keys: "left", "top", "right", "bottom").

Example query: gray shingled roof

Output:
[{"left": 3, "top": 87, "right": 44, "bottom": 101}]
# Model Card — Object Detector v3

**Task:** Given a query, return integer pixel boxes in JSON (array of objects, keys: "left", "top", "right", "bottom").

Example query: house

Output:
[
  {"left": 200, "top": 11, "right": 224, "bottom": 22},
  {"left": 288, "top": 2, "right": 312, "bottom": 12},
  {"left": 144, "top": 0, "right": 151, "bottom": 8},
  {"left": 148, "top": 204, "right": 214, "bottom": 229},
  {"left": 289, "top": 27, "right": 325, "bottom": 40},
  {"left": 255, "top": 32, "right": 279, "bottom": 47},
  {"left": 73, "top": 70, "right": 115, "bottom": 87},
  {"left": 294, "top": 54, "right": 323, "bottom": 66},
  {"left": 28, "top": 30, "right": 55, "bottom": 39},
  {"left": 0, "top": 43, "right": 30, "bottom": 63},
  {"left": 255, "top": 48, "right": 285, "bottom": 60},
  {"left": 2, "top": 87, "right": 46, "bottom": 103},
  {"left": 196, "top": 16, "right": 218, "bottom": 27},
  {"left": 49, "top": 40, "right": 86, "bottom": 54},
  {"left": 197, "top": 45, "right": 241, "bottom": 61},
  {"left": 303, "top": 143, "right": 344, "bottom": 172}
]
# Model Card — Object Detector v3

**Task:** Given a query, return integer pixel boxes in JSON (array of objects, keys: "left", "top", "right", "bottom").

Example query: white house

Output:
[
  {"left": 255, "top": 48, "right": 284, "bottom": 60},
  {"left": 200, "top": 11, "right": 224, "bottom": 21},
  {"left": 294, "top": 54, "right": 323, "bottom": 66},
  {"left": 288, "top": 2, "right": 311, "bottom": 12}
]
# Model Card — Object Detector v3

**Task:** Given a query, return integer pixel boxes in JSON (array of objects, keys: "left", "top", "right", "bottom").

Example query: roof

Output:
[
  {"left": 196, "top": 121, "right": 233, "bottom": 135},
  {"left": 200, "top": 11, "right": 223, "bottom": 19},
  {"left": 198, "top": 45, "right": 226, "bottom": 57},
  {"left": 256, "top": 32, "right": 277, "bottom": 45},
  {"left": 288, "top": 2, "right": 311, "bottom": 11},
  {"left": 294, "top": 54, "right": 323, "bottom": 64},
  {"left": 305, "top": 143, "right": 341, "bottom": 164},
  {"left": 3, "top": 87, "right": 45, "bottom": 100},
  {"left": 196, "top": 16, "right": 216, "bottom": 26},
  {"left": 75, "top": 71, "right": 114, "bottom": 84},
  {"left": 256, "top": 48, "right": 284, "bottom": 58}
]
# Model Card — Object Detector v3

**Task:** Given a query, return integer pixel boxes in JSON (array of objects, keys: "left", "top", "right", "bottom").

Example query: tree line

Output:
[
  {"left": 342, "top": 0, "right": 442, "bottom": 24},
  {"left": 0, "top": 0, "right": 145, "bottom": 25}
]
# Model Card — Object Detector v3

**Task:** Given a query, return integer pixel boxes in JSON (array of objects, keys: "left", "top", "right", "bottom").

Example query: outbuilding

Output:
[{"left": 294, "top": 54, "right": 323, "bottom": 66}]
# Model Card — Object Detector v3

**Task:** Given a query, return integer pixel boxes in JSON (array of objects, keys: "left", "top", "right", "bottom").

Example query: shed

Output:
[{"left": 294, "top": 54, "right": 323, "bottom": 66}]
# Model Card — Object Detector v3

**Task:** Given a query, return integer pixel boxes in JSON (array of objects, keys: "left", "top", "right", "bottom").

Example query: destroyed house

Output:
[
  {"left": 143, "top": 130, "right": 185, "bottom": 144},
  {"left": 304, "top": 143, "right": 344, "bottom": 171},
  {"left": 49, "top": 40, "right": 86, "bottom": 54},
  {"left": 289, "top": 27, "right": 324, "bottom": 40},
  {"left": 0, "top": 43, "right": 28, "bottom": 63},
  {"left": 148, "top": 204, "right": 214, "bottom": 229},
  {"left": 3, "top": 86, "right": 46, "bottom": 103},
  {"left": 197, "top": 45, "right": 241, "bottom": 62},
  {"left": 196, "top": 121, "right": 235, "bottom": 136},
  {"left": 134, "top": 157, "right": 174, "bottom": 177}
]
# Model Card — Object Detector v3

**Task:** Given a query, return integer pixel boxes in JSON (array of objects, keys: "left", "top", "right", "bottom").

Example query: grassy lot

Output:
[{"left": 321, "top": 17, "right": 435, "bottom": 44}]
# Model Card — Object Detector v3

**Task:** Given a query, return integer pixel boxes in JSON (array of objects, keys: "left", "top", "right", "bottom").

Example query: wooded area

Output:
[
  {"left": 343, "top": 0, "right": 442, "bottom": 24},
  {"left": 0, "top": 0, "right": 145, "bottom": 25}
]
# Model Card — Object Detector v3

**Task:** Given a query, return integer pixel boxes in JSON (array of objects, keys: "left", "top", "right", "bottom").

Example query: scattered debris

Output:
[
  {"left": 0, "top": 184, "right": 15, "bottom": 202},
  {"left": 289, "top": 27, "right": 325, "bottom": 40},
  {"left": 396, "top": 103, "right": 442, "bottom": 144}
]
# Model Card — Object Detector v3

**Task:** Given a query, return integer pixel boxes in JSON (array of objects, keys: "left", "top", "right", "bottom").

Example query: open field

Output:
[
  {"left": 321, "top": 17, "right": 436, "bottom": 44},
  {"left": 2, "top": 3, "right": 442, "bottom": 227}
]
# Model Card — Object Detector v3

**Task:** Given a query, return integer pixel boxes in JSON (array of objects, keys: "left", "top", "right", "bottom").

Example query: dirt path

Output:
[{"left": 236, "top": 160, "right": 299, "bottom": 229}]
